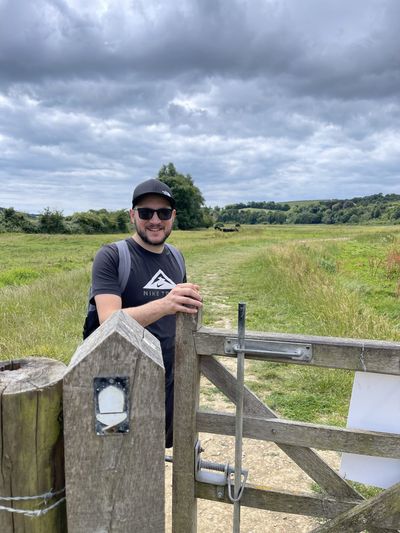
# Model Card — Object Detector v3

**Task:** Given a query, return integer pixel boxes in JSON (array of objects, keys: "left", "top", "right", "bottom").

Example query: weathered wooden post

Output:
[
  {"left": 0, "top": 357, "right": 66, "bottom": 533},
  {"left": 63, "top": 310, "right": 165, "bottom": 532},
  {"left": 172, "top": 312, "right": 201, "bottom": 533}
]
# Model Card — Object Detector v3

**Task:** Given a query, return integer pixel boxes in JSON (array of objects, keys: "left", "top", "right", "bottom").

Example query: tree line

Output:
[
  {"left": 0, "top": 163, "right": 212, "bottom": 234},
  {"left": 216, "top": 194, "right": 400, "bottom": 225},
  {"left": 1, "top": 164, "right": 400, "bottom": 233}
]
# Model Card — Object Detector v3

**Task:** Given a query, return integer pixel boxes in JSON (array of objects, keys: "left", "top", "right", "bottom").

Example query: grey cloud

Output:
[
  {"left": 0, "top": 0, "right": 400, "bottom": 213},
  {"left": 1, "top": 0, "right": 398, "bottom": 99}
]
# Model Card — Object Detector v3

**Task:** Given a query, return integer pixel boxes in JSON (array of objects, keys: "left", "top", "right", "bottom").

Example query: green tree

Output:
[
  {"left": 68, "top": 209, "right": 130, "bottom": 234},
  {"left": 158, "top": 163, "right": 205, "bottom": 229},
  {"left": 200, "top": 206, "right": 215, "bottom": 228},
  {"left": 38, "top": 208, "right": 67, "bottom": 233},
  {"left": 115, "top": 209, "right": 130, "bottom": 232},
  {"left": 265, "top": 211, "right": 287, "bottom": 224},
  {"left": 0, "top": 208, "right": 37, "bottom": 233},
  {"left": 371, "top": 205, "right": 382, "bottom": 219},
  {"left": 391, "top": 207, "right": 400, "bottom": 220},
  {"left": 69, "top": 211, "right": 106, "bottom": 233}
]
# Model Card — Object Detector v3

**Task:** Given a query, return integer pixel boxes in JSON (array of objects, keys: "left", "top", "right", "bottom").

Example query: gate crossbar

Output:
[
  {"left": 310, "top": 481, "right": 400, "bottom": 533},
  {"left": 195, "top": 327, "right": 400, "bottom": 375},
  {"left": 197, "top": 411, "right": 400, "bottom": 459},
  {"left": 195, "top": 481, "right": 400, "bottom": 530}
]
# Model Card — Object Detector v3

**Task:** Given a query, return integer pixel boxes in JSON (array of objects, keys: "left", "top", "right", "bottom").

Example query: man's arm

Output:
[{"left": 95, "top": 282, "right": 202, "bottom": 327}]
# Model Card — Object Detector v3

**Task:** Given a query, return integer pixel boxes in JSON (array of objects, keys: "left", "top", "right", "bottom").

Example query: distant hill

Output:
[{"left": 216, "top": 193, "right": 400, "bottom": 226}]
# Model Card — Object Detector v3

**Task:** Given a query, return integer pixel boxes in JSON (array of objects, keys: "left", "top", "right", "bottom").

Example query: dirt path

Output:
[{"left": 164, "top": 356, "right": 341, "bottom": 532}]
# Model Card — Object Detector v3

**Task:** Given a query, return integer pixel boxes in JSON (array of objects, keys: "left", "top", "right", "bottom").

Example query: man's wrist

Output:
[{"left": 154, "top": 296, "right": 170, "bottom": 318}]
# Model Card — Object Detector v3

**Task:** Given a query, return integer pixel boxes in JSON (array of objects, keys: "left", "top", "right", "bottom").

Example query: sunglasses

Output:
[{"left": 134, "top": 207, "right": 173, "bottom": 220}]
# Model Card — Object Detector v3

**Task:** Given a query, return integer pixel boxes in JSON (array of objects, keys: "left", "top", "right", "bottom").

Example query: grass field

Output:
[{"left": 1, "top": 225, "right": 400, "bottom": 432}]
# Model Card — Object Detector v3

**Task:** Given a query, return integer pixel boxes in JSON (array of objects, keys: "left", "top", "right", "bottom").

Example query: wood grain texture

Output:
[
  {"left": 197, "top": 411, "right": 400, "bottom": 458},
  {"left": 195, "top": 482, "right": 400, "bottom": 530},
  {"left": 310, "top": 481, "right": 400, "bottom": 532},
  {"left": 201, "top": 355, "right": 362, "bottom": 501},
  {"left": 0, "top": 357, "right": 66, "bottom": 533},
  {"left": 172, "top": 312, "right": 201, "bottom": 533},
  {"left": 195, "top": 327, "right": 400, "bottom": 374},
  {"left": 63, "top": 311, "right": 165, "bottom": 533}
]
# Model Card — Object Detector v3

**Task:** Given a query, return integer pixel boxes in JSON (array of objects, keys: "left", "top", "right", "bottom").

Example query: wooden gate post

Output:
[
  {"left": 0, "top": 357, "right": 66, "bottom": 533},
  {"left": 172, "top": 312, "right": 201, "bottom": 533},
  {"left": 63, "top": 311, "right": 165, "bottom": 532}
]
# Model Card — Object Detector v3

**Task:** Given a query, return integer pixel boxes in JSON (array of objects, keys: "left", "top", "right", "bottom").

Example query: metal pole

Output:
[{"left": 233, "top": 302, "right": 246, "bottom": 533}]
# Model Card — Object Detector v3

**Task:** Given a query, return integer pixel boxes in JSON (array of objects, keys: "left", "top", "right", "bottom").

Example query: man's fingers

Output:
[
  {"left": 171, "top": 286, "right": 202, "bottom": 301},
  {"left": 173, "top": 294, "right": 202, "bottom": 308},
  {"left": 166, "top": 291, "right": 203, "bottom": 313},
  {"left": 162, "top": 282, "right": 203, "bottom": 315},
  {"left": 175, "top": 282, "right": 201, "bottom": 292},
  {"left": 183, "top": 307, "right": 200, "bottom": 314}
]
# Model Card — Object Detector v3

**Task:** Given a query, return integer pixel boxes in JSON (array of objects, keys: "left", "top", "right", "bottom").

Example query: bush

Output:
[
  {"left": 39, "top": 208, "right": 67, "bottom": 234},
  {"left": 0, "top": 208, "right": 38, "bottom": 233}
]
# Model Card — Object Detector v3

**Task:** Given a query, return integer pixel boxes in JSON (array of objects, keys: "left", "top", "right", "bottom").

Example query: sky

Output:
[{"left": 0, "top": 0, "right": 399, "bottom": 214}]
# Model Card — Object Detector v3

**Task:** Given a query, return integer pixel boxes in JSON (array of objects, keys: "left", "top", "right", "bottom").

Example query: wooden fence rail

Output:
[
  {"left": 173, "top": 313, "right": 400, "bottom": 533},
  {"left": 197, "top": 412, "right": 400, "bottom": 458},
  {"left": 195, "top": 482, "right": 400, "bottom": 530},
  {"left": 195, "top": 326, "right": 400, "bottom": 374}
]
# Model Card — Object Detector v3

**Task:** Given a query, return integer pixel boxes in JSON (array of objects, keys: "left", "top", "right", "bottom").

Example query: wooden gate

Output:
[{"left": 172, "top": 313, "right": 400, "bottom": 532}]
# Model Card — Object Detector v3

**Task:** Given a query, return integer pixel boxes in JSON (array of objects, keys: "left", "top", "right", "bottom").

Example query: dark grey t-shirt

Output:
[{"left": 91, "top": 238, "right": 186, "bottom": 356}]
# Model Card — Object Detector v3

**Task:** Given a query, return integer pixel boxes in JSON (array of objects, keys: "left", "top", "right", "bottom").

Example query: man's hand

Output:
[
  {"left": 95, "top": 283, "right": 202, "bottom": 328},
  {"left": 160, "top": 283, "right": 202, "bottom": 315}
]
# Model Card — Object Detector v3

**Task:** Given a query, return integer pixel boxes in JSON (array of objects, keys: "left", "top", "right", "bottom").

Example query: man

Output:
[{"left": 91, "top": 178, "right": 202, "bottom": 447}]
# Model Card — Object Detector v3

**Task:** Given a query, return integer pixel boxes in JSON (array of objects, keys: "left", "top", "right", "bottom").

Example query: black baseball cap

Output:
[{"left": 132, "top": 178, "right": 175, "bottom": 208}]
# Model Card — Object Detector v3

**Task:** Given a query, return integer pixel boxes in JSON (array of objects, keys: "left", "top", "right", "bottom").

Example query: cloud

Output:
[{"left": 0, "top": 0, "right": 399, "bottom": 213}]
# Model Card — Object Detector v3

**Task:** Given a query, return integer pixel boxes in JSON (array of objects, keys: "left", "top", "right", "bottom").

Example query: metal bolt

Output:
[{"left": 216, "top": 486, "right": 224, "bottom": 499}]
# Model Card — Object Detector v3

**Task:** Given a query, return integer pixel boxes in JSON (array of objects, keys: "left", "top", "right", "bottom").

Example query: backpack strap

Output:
[
  {"left": 87, "top": 239, "right": 131, "bottom": 309},
  {"left": 165, "top": 243, "right": 186, "bottom": 281},
  {"left": 115, "top": 239, "right": 131, "bottom": 293},
  {"left": 84, "top": 240, "right": 131, "bottom": 339}
]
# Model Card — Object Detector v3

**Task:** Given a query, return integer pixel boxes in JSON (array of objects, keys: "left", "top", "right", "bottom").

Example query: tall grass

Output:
[
  {"left": 0, "top": 268, "right": 89, "bottom": 362},
  {"left": 239, "top": 243, "right": 399, "bottom": 339},
  {"left": 225, "top": 242, "right": 400, "bottom": 425}
]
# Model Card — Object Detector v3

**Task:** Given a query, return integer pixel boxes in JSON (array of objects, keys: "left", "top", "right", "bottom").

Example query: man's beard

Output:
[{"left": 136, "top": 225, "right": 172, "bottom": 246}]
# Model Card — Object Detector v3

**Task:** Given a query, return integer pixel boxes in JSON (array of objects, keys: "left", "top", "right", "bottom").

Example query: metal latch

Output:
[
  {"left": 194, "top": 441, "right": 248, "bottom": 500},
  {"left": 224, "top": 337, "right": 312, "bottom": 362}
]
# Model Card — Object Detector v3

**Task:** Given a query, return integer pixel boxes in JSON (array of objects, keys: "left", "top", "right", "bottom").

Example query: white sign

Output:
[{"left": 340, "top": 371, "right": 400, "bottom": 488}]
